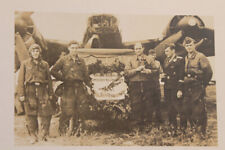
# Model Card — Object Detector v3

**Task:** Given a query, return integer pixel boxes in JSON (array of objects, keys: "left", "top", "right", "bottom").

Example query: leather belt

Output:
[
  {"left": 64, "top": 80, "right": 83, "bottom": 86},
  {"left": 26, "top": 82, "right": 47, "bottom": 86}
]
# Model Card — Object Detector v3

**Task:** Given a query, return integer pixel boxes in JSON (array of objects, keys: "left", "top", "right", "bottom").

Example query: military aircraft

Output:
[
  {"left": 14, "top": 12, "right": 215, "bottom": 116},
  {"left": 15, "top": 13, "right": 214, "bottom": 70}
]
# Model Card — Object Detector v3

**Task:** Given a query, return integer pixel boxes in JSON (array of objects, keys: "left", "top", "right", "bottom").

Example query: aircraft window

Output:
[
  {"left": 89, "top": 15, "right": 118, "bottom": 28},
  {"left": 92, "top": 17, "right": 99, "bottom": 24}
]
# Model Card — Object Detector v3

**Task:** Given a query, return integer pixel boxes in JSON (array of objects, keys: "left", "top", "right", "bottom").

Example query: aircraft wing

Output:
[
  {"left": 77, "top": 48, "right": 135, "bottom": 56},
  {"left": 123, "top": 39, "right": 160, "bottom": 49},
  {"left": 76, "top": 48, "right": 135, "bottom": 65}
]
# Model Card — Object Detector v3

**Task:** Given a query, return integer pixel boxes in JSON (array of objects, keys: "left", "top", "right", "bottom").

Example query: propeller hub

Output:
[{"left": 188, "top": 18, "right": 197, "bottom": 26}]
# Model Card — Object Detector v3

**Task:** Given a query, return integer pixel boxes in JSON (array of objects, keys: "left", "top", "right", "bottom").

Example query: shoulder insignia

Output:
[
  {"left": 177, "top": 56, "right": 183, "bottom": 61},
  {"left": 197, "top": 52, "right": 206, "bottom": 58},
  {"left": 23, "top": 58, "right": 31, "bottom": 64}
]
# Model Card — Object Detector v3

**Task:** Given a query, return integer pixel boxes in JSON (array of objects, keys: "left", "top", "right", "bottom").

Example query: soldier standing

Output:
[
  {"left": 145, "top": 49, "right": 163, "bottom": 127},
  {"left": 17, "top": 44, "right": 54, "bottom": 144},
  {"left": 181, "top": 37, "right": 213, "bottom": 134},
  {"left": 125, "top": 43, "right": 159, "bottom": 130},
  {"left": 50, "top": 41, "right": 92, "bottom": 136},
  {"left": 162, "top": 43, "right": 185, "bottom": 132}
]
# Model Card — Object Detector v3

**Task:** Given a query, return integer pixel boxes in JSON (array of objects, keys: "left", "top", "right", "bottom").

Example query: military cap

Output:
[
  {"left": 28, "top": 43, "right": 41, "bottom": 53},
  {"left": 165, "top": 43, "right": 175, "bottom": 50},
  {"left": 183, "top": 36, "right": 196, "bottom": 46}
]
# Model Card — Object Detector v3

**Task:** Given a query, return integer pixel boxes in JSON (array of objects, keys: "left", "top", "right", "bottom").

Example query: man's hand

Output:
[
  {"left": 120, "top": 71, "right": 125, "bottom": 76},
  {"left": 161, "top": 73, "right": 166, "bottom": 78},
  {"left": 86, "top": 86, "right": 93, "bottom": 95},
  {"left": 49, "top": 95, "right": 53, "bottom": 100},
  {"left": 177, "top": 90, "right": 183, "bottom": 99},
  {"left": 136, "top": 66, "right": 145, "bottom": 72},
  {"left": 141, "top": 69, "right": 151, "bottom": 74},
  {"left": 57, "top": 97, "right": 61, "bottom": 106},
  {"left": 19, "top": 96, "right": 25, "bottom": 102}
]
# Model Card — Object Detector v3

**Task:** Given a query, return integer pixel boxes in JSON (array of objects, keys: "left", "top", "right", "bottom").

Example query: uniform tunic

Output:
[
  {"left": 17, "top": 58, "right": 54, "bottom": 116},
  {"left": 163, "top": 55, "right": 184, "bottom": 89},
  {"left": 50, "top": 54, "right": 90, "bottom": 134},
  {"left": 50, "top": 54, "right": 90, "bottom": 85},
  {"left": 185, "top": 51, "right": 212, "bottom": 86}
]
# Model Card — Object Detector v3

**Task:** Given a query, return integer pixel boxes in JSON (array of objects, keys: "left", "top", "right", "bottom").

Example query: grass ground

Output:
[{"left": 14, "top": 85, "right": 217, "bottom": 146}]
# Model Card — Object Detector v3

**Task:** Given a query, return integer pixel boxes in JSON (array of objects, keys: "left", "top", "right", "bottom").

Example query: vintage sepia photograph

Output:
[{"left": 14, "top": 11, "right": 217, "bottom": 146}]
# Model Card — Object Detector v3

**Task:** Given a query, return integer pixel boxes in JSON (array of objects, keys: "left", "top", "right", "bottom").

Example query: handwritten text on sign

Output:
[{"left": 90, "top": 73, "right": 128, "bottom": 101}]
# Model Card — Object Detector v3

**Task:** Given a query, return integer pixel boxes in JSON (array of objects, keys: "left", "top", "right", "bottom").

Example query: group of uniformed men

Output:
[{"left": 17, "top": 37, "right": 212, "bottom": 144}]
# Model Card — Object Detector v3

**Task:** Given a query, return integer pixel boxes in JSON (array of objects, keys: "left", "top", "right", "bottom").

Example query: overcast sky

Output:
[{"left": 31, "top": 12, "right": 213, "bottom": 43}]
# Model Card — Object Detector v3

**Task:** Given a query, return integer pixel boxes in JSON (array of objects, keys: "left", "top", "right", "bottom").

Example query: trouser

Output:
[
  {"left": 58, "top": 81, "right": 87, "bottom": 135},
  {"left": 129, "top": 81, "right": 161, "bottom": 126},
  {"left": 129, "top": 82, "right": 146, "bottom": 126},
  {"left": 144, "top": 86, "right": 162, "bottom": 124},
  {"left": 24, "top": 83, "right": 53, "bottom": 139},
  {"left": 180, "top": 98, "right": 207, "bottom": 133},
  {"left": 58, "top": 110, "right": 80, "bottom": 135},
  {"left": 180, "top": 84, "right": 207, "bottom": 134},
  {"left": 24, "top": 83, "right": 54, "bottom": 116},
  {"left": 164, "top": 88, "right": 178, "bottom": 129},
  {"left": 25, "top": 115, "right": 52, "bottom": 140},
  {"left": 39, "top": 115, "right": 52, "bottom": 139}
]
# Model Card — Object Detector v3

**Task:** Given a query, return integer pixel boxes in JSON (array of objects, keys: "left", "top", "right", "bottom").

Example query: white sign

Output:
[{"left": 90, "top": 73, "right": 128, "bottom": 101}]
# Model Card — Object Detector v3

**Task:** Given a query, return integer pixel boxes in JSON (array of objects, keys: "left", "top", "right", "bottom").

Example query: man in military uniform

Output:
[
  {"left": 145, "top": 49, "right": 163, "bottom": 127},
  {"left": 50, "top": 41, "right": 92, "bottom": 136},
  {"left": 162, "top": 43, "right": 185, "bottom": 132},
  {"left": 17, "top": 44, "right": 54, "bottom": 144},
  {"left": 181, "top": 37, "right": 213, "bottom": 134},
  {"left": 125, "top": 43, "right": 161, "bottom": 130}
]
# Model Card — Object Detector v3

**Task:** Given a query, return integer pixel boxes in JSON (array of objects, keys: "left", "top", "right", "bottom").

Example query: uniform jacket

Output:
[
  {"left": 50, "top": 54, "right": 90, "bottom": 116},
  {"left": 17, "top": 58, "right": 54, "bottom": 116},
  {"left": 50, "top": 54, "right": 90, "bottom": 86},
  {"left": 145, "top": 57, "right": 162, "bottom": 81},
  {"left": 125, "top": 54, "right": 161, "bottom": 82},
  {"left": 17, "top": 58, "right": 53, "bottom": 97},
  {"left": 163, "top": 54, "right": 185, "bottom": 89},
  {"left": 185, "top": 51, "right": 213, "bottom": 86}
]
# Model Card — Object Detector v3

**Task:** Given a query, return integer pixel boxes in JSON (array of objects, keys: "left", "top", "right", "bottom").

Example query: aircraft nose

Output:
[{"left": 177, "top": 16, "right": 205, "bottom": 29}]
